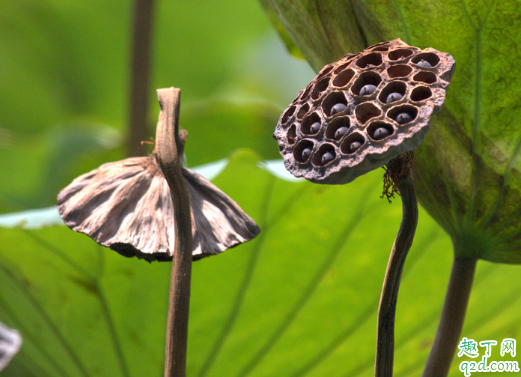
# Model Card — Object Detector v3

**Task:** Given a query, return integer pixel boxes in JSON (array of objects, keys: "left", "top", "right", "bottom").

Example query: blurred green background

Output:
[
  {"left": 2, "top": 1, "right": 521, "bottom": 377},
  {"left": 0, "top": 0, "right": 314, "bottom": 213}
]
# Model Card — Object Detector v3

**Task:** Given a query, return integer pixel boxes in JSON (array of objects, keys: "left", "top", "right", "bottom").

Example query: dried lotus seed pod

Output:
[
  {"left": 274, "top": 39, "right": 456, "bottom": 185},
  {"left": 57, "top": 155, "right": 261, "bottom": 261}
]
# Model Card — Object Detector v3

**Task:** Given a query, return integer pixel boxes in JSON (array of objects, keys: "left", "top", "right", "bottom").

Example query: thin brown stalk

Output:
[
  {"left": 155, "top": 88, "right": 193, "bottom": 377},
  {"left": 127, "top": 0, "right": 155, "bottom": 157},
  {"left": 422, "top": 257, "right": 477, "bottom": 377},
  {"left": 375, "top": 168, "right": 418, "bottom": 377}
]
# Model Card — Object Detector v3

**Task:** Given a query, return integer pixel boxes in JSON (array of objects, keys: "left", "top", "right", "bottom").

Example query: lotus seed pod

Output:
[
  {"left": 57, "top": 155, "right": 260, "bottom": 261},
  {"left": 273, "top": 39, "right": 455, "bottom": 185}
]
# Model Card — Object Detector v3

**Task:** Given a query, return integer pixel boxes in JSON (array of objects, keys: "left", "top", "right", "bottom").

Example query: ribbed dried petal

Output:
[
  {"left": 0, "top": 322, "right": 22, "bottom": 372},
  {"left": 57, "top": 156, "right": 260, "bottom": 261}
]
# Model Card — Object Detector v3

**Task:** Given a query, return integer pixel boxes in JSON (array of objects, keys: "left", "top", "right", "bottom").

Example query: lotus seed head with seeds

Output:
[{"left": 273, "top": 39, "right": 455, "bottom": 185}]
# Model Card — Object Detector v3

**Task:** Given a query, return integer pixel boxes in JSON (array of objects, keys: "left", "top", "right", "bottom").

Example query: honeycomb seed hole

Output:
[
  {"left": 412, "top": 52, "right": 440, "bottom": 67},
  {"left": 410, "top": 86, "right": 432, "bottom": 102},
  {"left": 299, "top": 85, "right": 312, "bottom": 101},
  {"left": 296, "top": 103, "right": 310, "bottom": 120},
  {"left": 379, "top": 81, "right": 407, "bottom": 104},
  {"left": 301, "top": 112, "right": 322, "bottom": 135},
  {"left": 355, "top": 102, "right": 382, "bottom": 125},
  {"left": 311, "top": 78, "right": 330, "bottom": 100},
  {"left": 356, "top": 53, "right": 383, "bottom": 69},
  {"left": 387, "top": 64, "right": 412, "bottom": 78},
  {"left": 316, "top": 65, "right": 334, "bottom": 80},
  {"left": 293, "top": 139, "right": 314, "bottom": 163},
  {"left": 333, "top": 62, "right": 350, "bottom": 74},
  {"left": 413, "top": 71, "right": 437, "bottom": 84},
  {"left": 371, "top": 46, "right": 389, "bottom": 52},
  {"left": 332, "top": 69, "right": 355, "bottom": 87},
  {"left": 281, "top": 105, "right": 296, "bottom": 124},
  {"left": 287, "top": 124, "right": 297, "bottom": 145},
  {"left": 325, "top": 116, "right": 350, "bottom": 140},
  {"left": 387, "top": 105, "right": 419, "bottom": 125},
  {"left": 388, "top": 48, "right": 414, "bottom": 61},
  {"left": 369, "top": 42, "right": 389, "bottom": 50},
  {"left": 312, "top": 144, "right": 336, "bottom": 167},
  {"left": 322, "top": 92, "right": 348, "bottom": 117},
  {"left": 352, "top": 72, "right": 382, "bottom": 96},
  {"left": 341, "top": 133, "right": 365, "bottom": 154},
  {"left": 367, "top": 121, "right": 394, "bottom": 141}
]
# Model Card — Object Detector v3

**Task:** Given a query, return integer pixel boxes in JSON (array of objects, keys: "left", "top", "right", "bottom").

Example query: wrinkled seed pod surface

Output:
[{"left": 274, "top": 39, "right": 456, "bottom": 184}]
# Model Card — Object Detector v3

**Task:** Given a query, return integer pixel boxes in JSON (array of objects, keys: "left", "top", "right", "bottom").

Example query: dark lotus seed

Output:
[
  {"left": 359, "top": 84, "right": 376, "bottom": 96},
  {"left": 373, "top": 127, "right": 391, "bottom": 140},
  {"left": 301, "top": 147, "right": 312, "bottom": 161},
  {"left": 416, "top": 59, "right": 432, "bottom": 68},
  {"left": 310, "top": 121, "right": 321, "bottom": 133},
  {"left": 330, "top": 103, "right": 347, "bottom": 115},
  {"left": 386, "top": 92, "right": 403, "bottom": 103},
  {"left": 334, "top": 126, "right": 349, "bottom": 140},
  {"left": 321, "top": 151, "right": 335, "bottom": 165},
  {"left": 395, "top": 112, "right": 413, "bottom": 124},
  {"left": 349, "top": 141, "right": 362, "bottom": 153}
]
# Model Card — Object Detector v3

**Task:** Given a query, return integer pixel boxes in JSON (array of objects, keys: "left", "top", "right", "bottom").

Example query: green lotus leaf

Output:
[
  {"left": 261, "top": 0, "right": 521, "bottom": 263},
  {"left": 3, "top": 150, "right": 521, "bottom": 376}
]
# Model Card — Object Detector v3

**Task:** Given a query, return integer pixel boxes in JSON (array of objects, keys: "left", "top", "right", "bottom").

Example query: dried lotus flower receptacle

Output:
[
  {"left": 57, "top": 135, "right": 259, "bottom": 261},
  {"left": 57, "top": 88, "right": 260, "bottom": 377},
  {"left": 274, "top": 40, "right": 455, "bottom": 377},
  {"left": 274, "top": 39, "right": 454, "bottom": 186}
]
